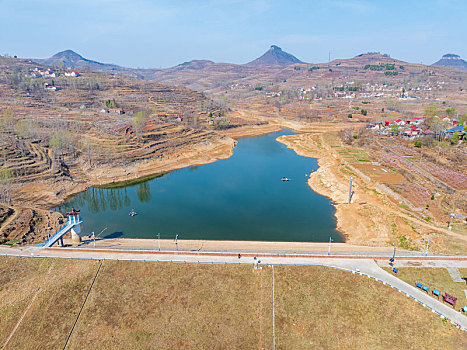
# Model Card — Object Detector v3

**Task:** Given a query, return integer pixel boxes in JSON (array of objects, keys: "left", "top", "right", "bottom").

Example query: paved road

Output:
[{"left": 1, "top": 245, "right": 466, "bottom": 330}]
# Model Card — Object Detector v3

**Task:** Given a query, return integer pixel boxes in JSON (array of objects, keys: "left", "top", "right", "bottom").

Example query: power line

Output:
[
  {"left": 272, "top": 265, "right": 276, "bottom": 350},
  {"left": 63, "top": 260, "right": 103, "bottom": 349}
]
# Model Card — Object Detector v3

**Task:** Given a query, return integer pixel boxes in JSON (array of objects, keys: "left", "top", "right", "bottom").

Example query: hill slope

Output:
[
  {"left": 432, "top": 54, "right": 467, "bottom": 71},
  {"left": 32, "top": 50, "right": 119, "bottom": 70}
]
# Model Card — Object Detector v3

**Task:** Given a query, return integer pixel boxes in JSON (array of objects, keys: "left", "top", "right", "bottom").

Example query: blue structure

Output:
[
  {"left": 445, "top": 125, "right": 464, "bottom": 133},
  {"left": 37, "top": 208, "right": 83, "bottom": 248}
]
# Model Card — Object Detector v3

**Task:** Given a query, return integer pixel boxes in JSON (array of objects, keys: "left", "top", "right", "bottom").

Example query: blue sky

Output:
[{"left": 0, "top": 0, "right": 466, "bottom": 68}]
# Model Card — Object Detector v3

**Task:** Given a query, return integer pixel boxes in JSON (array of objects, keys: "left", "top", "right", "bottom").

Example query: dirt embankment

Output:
[
  {"left": 277, "top": 132, "right": 467, "bottom": 253},
  {"left": 2, "top": 121, "right": 280, "bottom": 244},
  {"left": 0, "top": 205, "right": 63, "bottom": 245}
]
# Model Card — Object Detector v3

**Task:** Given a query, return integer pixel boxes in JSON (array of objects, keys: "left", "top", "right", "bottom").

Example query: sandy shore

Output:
[{"left": 220, "top": 123, "right": 281, "bottom": 139}]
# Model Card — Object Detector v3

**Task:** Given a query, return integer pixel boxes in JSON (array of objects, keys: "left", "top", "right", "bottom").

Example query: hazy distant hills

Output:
[
  {"left": 26, "top": 48, "right": 467, "bottom": 92},
  {"left": 432, "top": 54, "right": 467, "bottom": 71},
  {"left": 246, "top": 45, "right": 305, "bottom": 66},
  {"left": 32, "top": 50, "right": 120, "bottom": 71},
  {"left": 29, "top": 45, "right": 308, "bottom": 91},
  {"left": 31, "top": 49, "right": 150, "bottom": 79}
]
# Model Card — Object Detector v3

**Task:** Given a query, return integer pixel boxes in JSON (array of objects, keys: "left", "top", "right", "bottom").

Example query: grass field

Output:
[
  {"left": 1, "top": 257, "right": 466, "bottom": 349},
  {"left": 383, "top": 267, "right": 467, "bottom": 311}
]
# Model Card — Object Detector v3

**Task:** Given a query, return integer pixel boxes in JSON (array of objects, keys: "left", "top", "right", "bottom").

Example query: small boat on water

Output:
[
  {"left": 282, "top": 177, "right": 291, "bottom": 182},
  {"left": 129, "top": 210, "right": 138, "bottom": 217}
]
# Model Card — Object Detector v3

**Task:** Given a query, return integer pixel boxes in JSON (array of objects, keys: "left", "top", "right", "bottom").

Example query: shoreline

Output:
[
  {"left": 16, "top": 123, "right": 283, "bottom": 210},
  {"left": 276, "top": 134, "right": 350, "bottom": 239},
  {"left": 276, "top": 132, "right": 394, "bottom": 246}
]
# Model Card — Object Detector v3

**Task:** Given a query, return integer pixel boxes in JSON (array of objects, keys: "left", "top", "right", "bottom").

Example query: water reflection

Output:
[
  {"left": 136, "top": 182, "right": 152, "bottom": 203},
  {"left": 65, "top": 187, "right": 133, "bottom": 213}
]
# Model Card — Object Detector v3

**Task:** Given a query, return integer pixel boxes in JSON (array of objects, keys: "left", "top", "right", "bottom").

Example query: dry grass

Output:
[
  {"left": 275, "top": 266, "right": 467, "bottom": 349},
  {"left": 1, "top": 257, "right": 466, "bottom": 349},
  {"left": 0, "top": 257, "right": 99, "bottom": 349},
  {"left": 383, "top": 267, "right": 467, "bottom": 310},
  {"left": 68, "top": 261, "right": 272, "bottom": 349},
  {"left": 0, "top": 257, "right": 53, "bottom": 343}
]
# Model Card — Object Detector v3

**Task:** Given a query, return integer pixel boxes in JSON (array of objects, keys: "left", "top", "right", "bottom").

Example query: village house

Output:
[
  {"left": 44, "top": 82, "right": 61, "bottom": 91},
  {"left": 402, "top": 125, "right": 421, "bottom": 138},
  {"left": 109, "top": 108, "right": 125, "bottom": 115},
  {"left": 43, "top": 69, "right": 59, "bottom": 78},
  {"left": 393, "top": 119, "right": 405, "bottom": 126},
  {"left": 64, "top": 71, "right": 80, "bottom": 77}
]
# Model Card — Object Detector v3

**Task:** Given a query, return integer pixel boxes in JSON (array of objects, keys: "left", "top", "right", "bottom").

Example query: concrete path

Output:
[
  {"left": 1, "top": 245, "right": 466, "bottom": 330},
  {"left": 447, "top": 267, "right": 465, "bottom": 282}
]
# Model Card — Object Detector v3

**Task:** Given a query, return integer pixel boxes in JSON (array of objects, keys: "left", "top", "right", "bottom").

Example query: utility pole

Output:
[
  {"left": 93, "top": 227, "right": 107, "bottom": 248},
  {"left": 157, "top": 233, "right": 160, "bottom": 252},
  {"left": 328, "top": 237, "right": 333, "bottom": 256},
  {"left": 175, "top": 234, "right": 178, "bottom": 251},
  {"left": 425, "top": 239, "right": 430, "bottom": 257},
  {"left": 348, "top": 176, "right": 353, "bottom": 204},
  {"left": 448, "top": 213, "right": 454, "bottom": 230},
  {"left": 389, "top": 243, "right": 396, "bottom": 267}
]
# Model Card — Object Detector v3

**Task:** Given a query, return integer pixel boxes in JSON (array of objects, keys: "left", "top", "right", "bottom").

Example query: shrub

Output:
[
  {"left": 413, "top": 140, "right": 422, "bottom": 148},
  {"left": 105, "top": 99, "right": 119, "bottom": 108},
  {"left": 450, "top": 131, "right": 460, "bottom": 144}
]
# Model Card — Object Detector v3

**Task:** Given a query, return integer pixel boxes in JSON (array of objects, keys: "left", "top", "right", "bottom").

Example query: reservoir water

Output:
[{"left": 56, "top": 130, "right": 343, "bottom": 242}]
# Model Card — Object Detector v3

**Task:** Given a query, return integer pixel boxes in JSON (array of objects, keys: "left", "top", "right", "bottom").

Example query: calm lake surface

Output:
[{"left": 56, "top": 130, "right": 343, "bottom": 242}]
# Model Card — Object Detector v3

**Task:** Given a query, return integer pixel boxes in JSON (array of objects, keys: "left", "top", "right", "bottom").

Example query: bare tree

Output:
[
  {"left": 338, "top": 128, "right": 354, "bottom": 145},
  {"left": 0, "top": 167, "right": 13, "bottom": 205},
  {"left": 133, "top": 111, "right": 147, "bottom": 143}
]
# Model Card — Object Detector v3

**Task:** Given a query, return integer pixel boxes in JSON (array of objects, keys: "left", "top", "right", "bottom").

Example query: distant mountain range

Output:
[
  {"left": 31, "top": 45, "right": 304, "bottom": 72},
  {"left": 27, "top": 48, "right": 467, "bottom": 93},
  {"left": 432, "top": 54, "right": 467, "bottom": 71}
]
